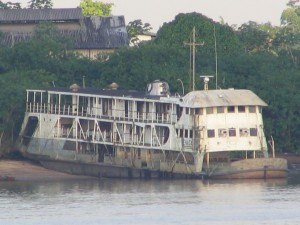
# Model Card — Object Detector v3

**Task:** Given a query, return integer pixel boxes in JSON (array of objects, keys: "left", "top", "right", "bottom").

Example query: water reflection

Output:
[{"left": 0, "top": 176, "right": 299, "bottom": 225}]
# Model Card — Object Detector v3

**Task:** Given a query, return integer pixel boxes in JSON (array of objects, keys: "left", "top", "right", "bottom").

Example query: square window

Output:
[
  {"left": 229, "top": 128, "right": 236, "bottom": 137},
  {"left": 206, "top": 107, "right": 214, "bottom": 114},
  {"left": 217, "top": 107, "right": 224, "bottom": 113},
  {"left": 250, "top": 128, "right": 257, "bottom": 136},
  {"left": 195, "top": 108, "right": 203, "bottom": 115},
  {"left": 238, "top": 106, "right": 245, "bottom": 113},
  {"left": 207, "top": 129, "right": 215, "bottom": 138},
  {"left": 249, "top": 106, "right": 256, "bottom": 113},
  {"left": 218, "top": 129, "right": 227, "bottom": 137},
  {"left": 228, "top": 106, "right": 235, "bottom": 113},
  {"left": 239, "top": 128, "right": 249, "bottom": 137}
]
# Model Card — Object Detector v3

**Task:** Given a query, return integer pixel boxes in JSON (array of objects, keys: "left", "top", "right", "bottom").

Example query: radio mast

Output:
[{"left": 184, "top": 27, "right": 204, "bottom": 91}]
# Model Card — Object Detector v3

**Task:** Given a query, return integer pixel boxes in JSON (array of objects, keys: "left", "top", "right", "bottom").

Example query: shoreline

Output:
[{"left": 0, "top": 159, "right": 95, "bottom": 181}]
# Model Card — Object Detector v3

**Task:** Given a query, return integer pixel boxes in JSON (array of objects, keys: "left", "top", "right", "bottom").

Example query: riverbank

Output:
[{"left": 0, "top": 159, "right": 95, "bottom": 181}]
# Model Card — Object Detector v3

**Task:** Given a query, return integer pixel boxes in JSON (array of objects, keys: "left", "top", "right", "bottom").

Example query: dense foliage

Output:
[
  {"left": 80, "top": 0, "right": 114, "bottom": 16},
  {"left": 0, "top": 9, "right": 299, "bottom": 155}
]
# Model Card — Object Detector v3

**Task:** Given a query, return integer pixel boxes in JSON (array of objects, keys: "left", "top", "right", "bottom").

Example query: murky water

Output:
[{"left": 1, "top": 176, "right": 300, "bottom": 225}]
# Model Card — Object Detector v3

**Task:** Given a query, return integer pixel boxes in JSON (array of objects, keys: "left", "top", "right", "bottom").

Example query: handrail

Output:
[{"left": 26, "top": 102, "right": 177, "bottom": 124}]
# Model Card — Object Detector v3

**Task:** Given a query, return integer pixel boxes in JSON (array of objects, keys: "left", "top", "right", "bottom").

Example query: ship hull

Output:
[
  {"left": 21, "top": 149, "right": 288, "bottom": 180},
  {"left": 207, "top": 158, "right": 288, "bottom": 179},
  {"left": 21, "top": 151, "right": 204, "bottom": 180}
]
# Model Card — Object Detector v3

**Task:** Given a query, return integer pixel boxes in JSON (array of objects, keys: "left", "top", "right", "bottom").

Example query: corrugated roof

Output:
[
  {"left": 180, "top": 89, "right": 267, "bottom": 108},
  {"left": 0, "top": 8, "right": 83, "bottom": 22},
  {"left": 0, "top": 15, "right": 129, "bottom": 49}
]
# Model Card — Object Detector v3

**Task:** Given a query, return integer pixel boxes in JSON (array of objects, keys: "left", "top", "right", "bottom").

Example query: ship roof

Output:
[
  {"left": 180, "top": 89, "right": 267, "bottom": 108},
  {"left": 41, "top": 87, "right": 161, "bottom": 100}
]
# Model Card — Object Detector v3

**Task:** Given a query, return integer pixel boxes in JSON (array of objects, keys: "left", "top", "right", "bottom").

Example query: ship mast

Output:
[{"left": 184, "top": 27, "right": 204, "bottom": 91}]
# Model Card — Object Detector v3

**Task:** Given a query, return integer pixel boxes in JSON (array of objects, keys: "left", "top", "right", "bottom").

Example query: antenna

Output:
[
  {"left": 82, "top": 76, "right": 85, "bottom": 88},
  {"left": 184, "top": 27, "right": 204, "bottom": 91},
  {"left": 200, "top": 75, "right": 214, "bottom": 91},
  {"left": 214, "top": 25, "right": 218, "bottom": 90}
]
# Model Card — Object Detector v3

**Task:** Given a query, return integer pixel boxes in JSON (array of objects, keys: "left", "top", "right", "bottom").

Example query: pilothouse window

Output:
[
  {"left": 238, "top": 106, "right": 246, "bottom": 113},
  {"left": 195, "top": 108, "right": 203, "bottom": 115},
  {"left": 206, "top": 107, "right": 214, "bottom": 114},
  {"left": 228, "top": 106, "right": 235, "bottom": 113},
  {"left": 217, "top": 107, "right": 224, "bottom": 113},
  {"left": 249, "top": 106, "right": 256, "bottom": 113}
]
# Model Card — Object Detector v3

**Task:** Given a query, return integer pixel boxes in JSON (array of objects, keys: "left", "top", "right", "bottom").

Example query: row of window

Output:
[
  {"left": 176, "top": 127, "right": 258, "bottom": 139},
  {"left": 186, "top": 106, "right": 261, "bottom": 115},
  {"left": 207, "top": 128, "right": 258, "bottom": 138}
]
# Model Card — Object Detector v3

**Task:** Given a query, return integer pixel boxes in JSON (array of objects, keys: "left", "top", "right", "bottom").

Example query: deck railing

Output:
[{"left": 27, "top": 102, "right": 177, "bottom": 124}]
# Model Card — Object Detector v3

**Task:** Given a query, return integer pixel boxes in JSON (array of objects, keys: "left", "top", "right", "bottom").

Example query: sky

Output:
[{"left": 15, "top": 0, "right": 289, "bottom": 32}]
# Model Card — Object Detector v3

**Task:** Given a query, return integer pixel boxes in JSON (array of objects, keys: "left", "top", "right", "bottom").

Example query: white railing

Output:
[{"left": 27, "top": 102, "right": 177, "bottom": 124}]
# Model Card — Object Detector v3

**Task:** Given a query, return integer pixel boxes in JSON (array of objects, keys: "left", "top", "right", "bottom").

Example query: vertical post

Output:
[
  {"left": 192, "top": 27, "right": 196, "bottom": 91},
  {"left": 271, "top": 136, "right": 275, "bottom": 158},
  {"left": 214, "top": 26, "right": 218, "bottom": 90},
  {"left": 184, "top": 27, "right": 204, "bottom": 92}
]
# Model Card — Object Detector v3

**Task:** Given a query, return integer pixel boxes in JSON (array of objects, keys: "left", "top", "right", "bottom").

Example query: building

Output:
[{"left": 0, "top": 8, "right": 129, "bottom": 59}]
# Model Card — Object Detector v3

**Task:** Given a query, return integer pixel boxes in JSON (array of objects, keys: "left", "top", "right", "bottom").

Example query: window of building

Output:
[
  {"left": 217, "top": 107, "right": 224, "bottom": 113},
  {"left": 227, "top": 106, "right": 235, "bottom": 113},
  {"left": 207, "top": 129, "right": 215, "bottom": 138},
  {"left": 238, "top": 106, "right": 246, "bottom": 113},
  {"left": 185, "top": 108, "right": 189, "bottom": 115},
  {"left": 229, "top": 128, "right": 236, "bottom": 137},
  {"left": 249, "top": 106, "right": 256, "bottom": 113},
  {"left": 185, "top": 129, "right": 189, "bottom": 138},
  {"left": 206, "top": 107, "right": 214, "bottom": 114},
  {"left": 195, "top": 108, "right": 203, "bottom": 115},
  {"left": 258, "top": 107, "right": 262, "bottom": 113},
  {"left": 239, "top": 128, "right": 249, "bottom": 137},
  {"left": 218, "top": 129, "right": 227, "bottom": 137},
  {"left": 250, "top": 128, "right": 257, "bottom": 136},
  {"left": 180, "top": 129, "right": 184, "bottom": 137}
]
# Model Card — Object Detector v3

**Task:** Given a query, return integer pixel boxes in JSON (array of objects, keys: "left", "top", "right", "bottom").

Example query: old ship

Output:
[{"left": 17, "top": 78, "right": 288, "bottom": 179}]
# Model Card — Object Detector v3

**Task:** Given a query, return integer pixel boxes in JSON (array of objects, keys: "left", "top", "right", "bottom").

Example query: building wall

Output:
[{"left": 72, "top": 49, "right": 114, "bottom": 60}]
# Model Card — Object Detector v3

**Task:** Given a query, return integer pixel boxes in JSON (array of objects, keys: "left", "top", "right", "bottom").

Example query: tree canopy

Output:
[
  {"left": 126, "top": 19, "right": 153, "bottom": 46},
  {"left": 27, "top": 0, "right": 53, "bottom": 9},
  {"left": 80, "top": 0, "right": 113, "bottom": 16},
  {"left": 0, "top": 1, "right": 21, "bottom": 9}
]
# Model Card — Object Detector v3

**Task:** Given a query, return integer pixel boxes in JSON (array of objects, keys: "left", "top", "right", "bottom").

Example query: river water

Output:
[{"left": 1, "top": 175, "right": 300, "bottom": 225}]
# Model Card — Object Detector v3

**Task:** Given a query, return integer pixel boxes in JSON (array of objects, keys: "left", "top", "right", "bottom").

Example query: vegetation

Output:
[
  {"left": 27, "top": 0, "right": 53, "bottom": 9},
  {"left": 0, "top": 2, "right": 300, "bottom": 155},
  {"left": 80, "top": 0, "right": 114, "bottom": 16},
  {"left": 126, "top": 19, "right": 153, "bottom": 46}
]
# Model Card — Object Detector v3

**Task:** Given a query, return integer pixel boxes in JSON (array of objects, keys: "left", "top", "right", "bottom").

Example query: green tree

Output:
[
  {"left": 80, "top": 0, "right": 113, "bottom": 16},
  {"left": 237, "top": 22, "right": 278, "bottom": 55},
  {"left": 126, "top": 19, "right": 153, "bottom": 46},
  {"left": 278, "top": 5, "right": 300, "bottom": 66},
  {"left": 0, "top": 1, "right": 21, "bottom": 9},
  {"left": 27, "top": 0, "right": 53, "bottom": 9},
  {"left": 155, "top": 13, "right": 243, "bottom": 57}
]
